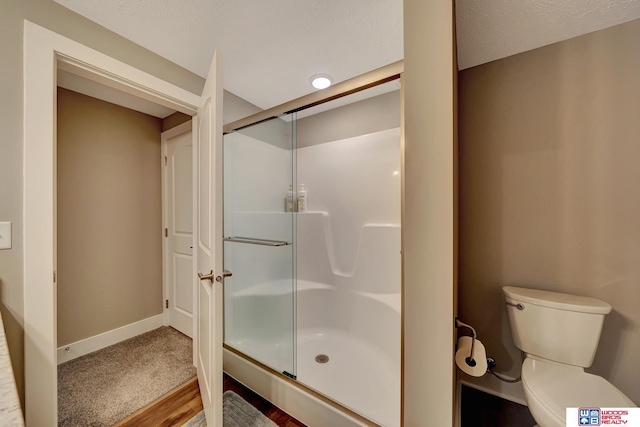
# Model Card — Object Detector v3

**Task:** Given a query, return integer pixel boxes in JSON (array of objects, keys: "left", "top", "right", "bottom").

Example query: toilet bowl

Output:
[
  {"left": 521, "top": 358, "right": 635, "bottom": 427},
  {"left": 503, "top": 286, "right": 636, "bottom": 427}
]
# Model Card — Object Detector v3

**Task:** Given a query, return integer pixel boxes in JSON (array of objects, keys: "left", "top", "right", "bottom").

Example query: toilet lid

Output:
[{"left": 522, "top": 358, "right": 636, "bottom": 421}]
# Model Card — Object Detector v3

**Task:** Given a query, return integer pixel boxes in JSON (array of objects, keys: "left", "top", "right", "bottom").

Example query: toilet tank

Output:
[{"left": 503, "top": 286, "right": 612, "bottom": 368}]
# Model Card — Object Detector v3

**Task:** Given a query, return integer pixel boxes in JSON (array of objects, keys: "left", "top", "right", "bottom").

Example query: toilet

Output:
[{"left": 503, "top": 286, "right": 636, "bottom": 427}]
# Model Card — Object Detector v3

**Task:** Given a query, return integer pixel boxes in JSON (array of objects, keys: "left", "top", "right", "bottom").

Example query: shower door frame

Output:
[{"left": 222, "top": 60, "right": 404, "bottom": 425}]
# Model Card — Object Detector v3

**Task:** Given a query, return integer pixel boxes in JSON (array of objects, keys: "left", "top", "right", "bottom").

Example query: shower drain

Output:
[{"left": 315, "top": 354, "right": 330, "bottom": 364}]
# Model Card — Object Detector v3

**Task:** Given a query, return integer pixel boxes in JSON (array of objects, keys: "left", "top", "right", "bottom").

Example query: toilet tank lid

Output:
[{"left": 503, "top": 286, "right": 612, "bottom": 314}]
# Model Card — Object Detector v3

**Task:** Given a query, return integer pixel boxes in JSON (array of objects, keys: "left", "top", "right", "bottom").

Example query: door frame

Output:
[
  {"left": 23, "top": 20, "right": 200, "bottom": 425},
  {"left": 161, "top": 120, "right": 195, "bottom": 347}
]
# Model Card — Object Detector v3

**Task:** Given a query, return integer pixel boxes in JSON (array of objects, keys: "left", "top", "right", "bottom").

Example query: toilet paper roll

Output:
[{"left": 455, "top": 336, "right": 488, "bottom": 377}]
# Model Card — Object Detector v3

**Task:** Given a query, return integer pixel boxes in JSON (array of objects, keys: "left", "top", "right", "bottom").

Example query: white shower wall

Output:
[
  {"left": 295, "top": 127, "right": 401, "bottom": 427},
  {"left": 296, "top": 127, "right": 401, "bottom": 276}
]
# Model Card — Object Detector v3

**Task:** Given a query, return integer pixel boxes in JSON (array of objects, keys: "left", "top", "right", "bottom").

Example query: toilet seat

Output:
[{"left": 522, "top": 358, "right": 635, "bottom": 427}]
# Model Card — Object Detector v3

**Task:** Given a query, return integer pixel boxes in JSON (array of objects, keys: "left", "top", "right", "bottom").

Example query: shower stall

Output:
[{"left": 222, "top": 74, "right": 401, "bottom": 427}]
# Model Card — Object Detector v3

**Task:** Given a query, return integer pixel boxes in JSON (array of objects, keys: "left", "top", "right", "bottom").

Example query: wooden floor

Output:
[
  {"left": 115, "top": 373, "right": 306, "bottom": 427},
  {"left": 461, "top": 384, "right": 536, "bottom": 427},
  {"left": 114, "top": 377, "right": 203, "bottom": 427},
  {"left": 115, "top": 375, "right": 536, "bottom": 427}
]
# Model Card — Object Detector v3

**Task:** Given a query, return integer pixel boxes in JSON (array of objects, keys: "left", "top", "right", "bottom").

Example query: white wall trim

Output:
[
  {"left": 162, "top": 120, "right": 193, "bottom": 140},
  {"left": 402, "top": 1, "right": 455, "bottom": 425},
  {"left": 57, "top": 315, "right": 164, "bottom": 365}
]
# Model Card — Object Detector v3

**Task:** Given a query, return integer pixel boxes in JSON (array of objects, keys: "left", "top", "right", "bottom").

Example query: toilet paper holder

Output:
[{"left": 455, "top": 318, "right": 478, "bottom": 367}]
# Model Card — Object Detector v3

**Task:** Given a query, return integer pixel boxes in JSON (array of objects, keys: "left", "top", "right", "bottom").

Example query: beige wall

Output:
[
  {"left": 0, "top": 0, "right": 204, "bottom": 406},
  {"left": 56, "top": 88, "right": 163, "bottom": 346},
  {"left": 0, "top": 0, "right": 26, "bottom": 408},
  {"left": 296, "top": 90, "right": 401, "bottom": 147},
  {"left": 162, "top": 112, "right": 192, "bottom": 132},
  {"left": 223, "top": 90, "right": 262, "bottom": 125},
  {"left": 459, "top": 18, "right": 640, "bottom": 404}
]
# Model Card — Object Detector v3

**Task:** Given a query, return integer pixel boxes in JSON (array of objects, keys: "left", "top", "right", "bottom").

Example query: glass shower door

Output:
[{"left": 222, "top": 114, "right": 296, "bottom": 377}]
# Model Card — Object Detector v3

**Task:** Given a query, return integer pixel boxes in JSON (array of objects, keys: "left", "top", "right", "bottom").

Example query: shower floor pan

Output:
[{"left": 227, "top": 329, "right": 399, "bottom": 427}]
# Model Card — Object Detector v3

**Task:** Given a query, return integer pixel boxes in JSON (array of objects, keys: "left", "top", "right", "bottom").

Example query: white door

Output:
[
  {"left": 163, "top": 124, "right": 194, "bottom": 337},
  {"left": 195, "top": 50, "right": 223, "bottom": 427}
]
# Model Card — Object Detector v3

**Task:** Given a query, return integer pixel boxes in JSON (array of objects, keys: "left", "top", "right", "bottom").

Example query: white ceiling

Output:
[
  {"left": 55, "top": 0, "right": 640, "bottom": 111},
  {"left": 456, "top": 0, "right": 640, "bottom": 70}
]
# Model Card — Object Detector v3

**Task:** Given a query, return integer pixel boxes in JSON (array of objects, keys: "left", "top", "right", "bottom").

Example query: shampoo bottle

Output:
[
  {"left": 297, "top": 184, "right": 308, "bottom": 212},
  {"left": 285, "top": 184, "right": 295, "bottom": 212}
]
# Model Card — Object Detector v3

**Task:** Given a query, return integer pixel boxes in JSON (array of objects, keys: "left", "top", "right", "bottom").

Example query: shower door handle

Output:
[
  {"left": 198, "top": 270, "right": 214, "bottom": 283},
  {"left": 215, "top": 270, "right": 232, "bottom": 282}
]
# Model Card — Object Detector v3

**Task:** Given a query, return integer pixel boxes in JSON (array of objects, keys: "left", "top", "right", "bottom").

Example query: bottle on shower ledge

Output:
[
  {"left": 297, "top": 184, "right": 308, "bottom": 212},
  {"left": 285, "top": 184, "right": 295, "bottom": 212}
]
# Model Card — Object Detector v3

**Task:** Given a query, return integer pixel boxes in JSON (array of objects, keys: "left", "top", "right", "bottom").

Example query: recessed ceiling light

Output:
[{"left": 310, "top": 74, "right": 332, "bottom": 89}]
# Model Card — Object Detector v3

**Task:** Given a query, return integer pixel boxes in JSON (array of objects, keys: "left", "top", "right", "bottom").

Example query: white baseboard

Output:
[{"left": 57, "top": 314, "right": 164, "bottom": 364}]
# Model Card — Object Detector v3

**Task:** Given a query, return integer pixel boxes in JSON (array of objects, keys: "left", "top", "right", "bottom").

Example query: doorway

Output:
[
  {"left": 55, "top": 78, "right": 197, "bottom": 425},
  {"left": 23, "top": 20, "right": 202, "bottom": 425}
]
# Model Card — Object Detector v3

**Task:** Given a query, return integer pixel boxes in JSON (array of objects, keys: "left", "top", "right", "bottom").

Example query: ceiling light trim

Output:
[{"left": 310, "top": 74, "right": 333, "bottom": 89}]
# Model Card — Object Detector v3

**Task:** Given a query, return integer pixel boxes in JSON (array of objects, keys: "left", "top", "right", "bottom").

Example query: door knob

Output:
[
  {"left": 198, "top": 270, "right": 214, "bottom": 282},
  {"left": 215, "top": 270, "right": 233, "bottom": 282}
]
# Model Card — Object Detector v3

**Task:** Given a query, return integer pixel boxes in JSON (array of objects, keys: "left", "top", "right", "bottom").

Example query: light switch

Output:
[{"left": 0, "top": 222, "right": 12, "bottom": 250}]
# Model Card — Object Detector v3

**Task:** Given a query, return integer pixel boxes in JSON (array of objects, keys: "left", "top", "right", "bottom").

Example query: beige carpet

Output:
[{"left": 58, "top": 326, "right": 196, "bottom": 426}]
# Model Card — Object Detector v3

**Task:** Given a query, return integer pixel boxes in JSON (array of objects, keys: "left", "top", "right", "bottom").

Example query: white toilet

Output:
[{"left": 503, "top": 286, "right": 636, "bottom": 427}]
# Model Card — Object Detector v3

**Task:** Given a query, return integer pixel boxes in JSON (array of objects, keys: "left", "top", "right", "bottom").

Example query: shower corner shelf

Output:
[{"left": 223, "top": 236, "right": 292, "bottom": 247}]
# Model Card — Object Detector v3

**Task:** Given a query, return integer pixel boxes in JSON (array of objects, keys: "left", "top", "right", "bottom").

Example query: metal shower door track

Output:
[{"left": 223, "top": 60, "right": 404, "bottom": 135}]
